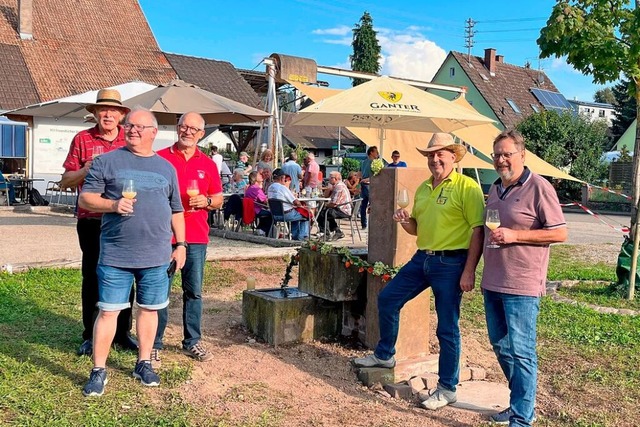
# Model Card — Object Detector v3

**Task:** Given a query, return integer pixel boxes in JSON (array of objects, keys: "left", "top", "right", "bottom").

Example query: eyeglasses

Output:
[
  {"left": 123, "top": 123, "right": 155, "bottom": 132},
  {"left": 178, "top": 124, "right": 203, "bottom": 134},
  {"left": 490, "top": 151, "right": 522, "bottom": 161}
]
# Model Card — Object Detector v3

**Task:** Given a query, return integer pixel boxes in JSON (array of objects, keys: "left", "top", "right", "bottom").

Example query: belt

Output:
[
  {"left": 422, "top": 249, "right": 468, "bottom": 257},
  {"left": 284, "top": 209, "right": 293, "bottom": 214}
]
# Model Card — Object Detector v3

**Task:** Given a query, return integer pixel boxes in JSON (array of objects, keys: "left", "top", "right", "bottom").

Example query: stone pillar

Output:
[{"left": 366, "top": 167, "right": 437, "bottom": 379}]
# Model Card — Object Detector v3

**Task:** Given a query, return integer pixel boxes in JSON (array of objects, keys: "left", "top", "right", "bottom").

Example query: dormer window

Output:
[{"left": 506, "top": 99, "right": 521, "bottom": 114}]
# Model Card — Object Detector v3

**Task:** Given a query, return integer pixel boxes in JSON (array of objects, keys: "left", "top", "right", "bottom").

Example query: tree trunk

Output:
[{"left": 627, "top": 85, "right": 640, "bottom": 300}]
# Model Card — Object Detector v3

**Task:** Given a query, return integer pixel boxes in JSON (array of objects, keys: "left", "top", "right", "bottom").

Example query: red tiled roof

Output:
[
  {"left": 450, "top": 51, "right": 560, "bottom": 129},
  {"left": 165, "top": 53, "right": 264, "bottom": 109},
  {"left": 0, "top": 0, "right": 176, "bottom": 108}
]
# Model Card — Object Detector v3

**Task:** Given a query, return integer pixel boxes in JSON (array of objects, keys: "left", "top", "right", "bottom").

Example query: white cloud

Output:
[
  {"left": 322, "top": 37, "right": 352, "bottom": 46},
  {"left": 549, "top": 57, "right": 582, "bottom": 75},
  {"left": 312, "top": 25, "right": 351, "bottom": 36}
]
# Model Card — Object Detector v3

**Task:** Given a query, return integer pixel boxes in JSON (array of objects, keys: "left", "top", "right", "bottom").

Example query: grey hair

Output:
[
  {"left": 126, "top": 106, "right": 158, "bottom": 128},
  {"left": 178, "top": 111, "right": 205, "bottom": 129},
  {"left": 493, "top": 129, "right": 525, "bottom": 151}
]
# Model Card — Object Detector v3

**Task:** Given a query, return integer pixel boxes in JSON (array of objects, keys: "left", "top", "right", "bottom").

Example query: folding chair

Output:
[
  {"left": 334, "top": 199, "right": 362, "bottom": 244},
  {"left": 223, "top": 194, "right": 243, "bottom": 230},
  {"left": 0, "top": 175, "right": 11, "bottom": 206},
  {"left": 267, "top": 198, "right": 295, "bottom": 239}
]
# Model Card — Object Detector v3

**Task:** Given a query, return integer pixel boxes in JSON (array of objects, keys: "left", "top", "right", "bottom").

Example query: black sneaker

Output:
[
  {"left": 77, "top": 339, "right": 93, "bottom": 356},
  {"left": 332, "top": 230, "right": 345, "bottom": 240},
  {"left": 133, "top": 360, "right": 160, "bottom": 387},
  {"left": 113, "top": 334, "right": 138, "bottom": 352},
  {"left": 82, "top": 368, "right": 108, "bottom": 397}
]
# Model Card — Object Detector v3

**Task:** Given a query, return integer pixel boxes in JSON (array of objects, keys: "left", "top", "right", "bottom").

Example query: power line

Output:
[
  {"left": 476, "top": 28, "right": 541, "bottom": 33},
  {"left": 475, "top": 17, "right": 547, "bottom": 23}
]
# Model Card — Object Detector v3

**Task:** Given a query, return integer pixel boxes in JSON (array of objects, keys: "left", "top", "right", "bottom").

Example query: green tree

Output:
[
  {"left": 594, "top": 87, "right": 615, "bottom": 104},
  {"left": 516, "top": 110, "right": 609, "bottom": 200},
  {"left": 537, "top": 1, "right": 640, "bottom": 207},
  {"left": 611, "top": 78, "right": 637, "bottom": 142},
  {"left": 350, "top": 11, "right": 381, "bottom": 87}
]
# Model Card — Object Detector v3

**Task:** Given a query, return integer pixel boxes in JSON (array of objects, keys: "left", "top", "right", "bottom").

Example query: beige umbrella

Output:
[
  {"left": 123, "top": 79, "right": 270, "bottom": 125},
  {"left": 290, "top": 76, "right": 494, "bottom": 153}
]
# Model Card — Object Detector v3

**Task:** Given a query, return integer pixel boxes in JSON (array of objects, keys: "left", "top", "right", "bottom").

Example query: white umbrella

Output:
[{"left": 291, "top": 76, "right": 494, "bottom": 154}]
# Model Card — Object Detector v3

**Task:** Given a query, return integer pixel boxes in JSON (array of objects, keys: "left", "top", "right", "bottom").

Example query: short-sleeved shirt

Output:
[
  {"left": 211, "top": 153, "right": 224, "bottom": 175},
  {"left": 82, "top": 147, "right": 183, "bottom": 268},
  {"left": 387, "top": 161, "right": 407, "bottom": 168},
  {"left": 244, "top": 184, "right": 268, "bottom": 215},
  {"left": 158, "top": 144, "right": 222, "bottom": 244},
  {"left": 62, "top": 125, "right": 126, "bottom": 219},
  {"left": 281, "top": 160, "right": 302, "bottom": 191},
  {"left": 267, "top": 182, "right": 296, "bottom": 212},
  {"left": 330, "top": 181, "right": 352, "bottom": 216},
  {"left": 304, "top": 160, "right": 320, "bottom": 188},
  {"left": 411, "top": 170, "right": 485, "bottom": 250},
  {"left": 360, "top": 158, "right": 373, "bottom": 179},
  {"left": 481, "top": 168, "right": 567, "bottom": 297}
]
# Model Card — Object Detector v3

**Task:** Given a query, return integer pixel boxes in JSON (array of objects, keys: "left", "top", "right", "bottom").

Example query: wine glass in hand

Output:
[
  {"left": 186, "top": 179, "right": 200, "bottom": 212},
  {"left": 121, "top": 179, "right": 136, "bottom": 216},
  {"left": 396, "top": 189, "right": 410, "bottom": 224},
  {"left": 486, "top": 209, "right": 501, "bottom": 248}
]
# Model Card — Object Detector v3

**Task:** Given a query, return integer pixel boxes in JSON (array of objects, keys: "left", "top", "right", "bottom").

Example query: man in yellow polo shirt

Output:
[{"left": 353, "top": 133, "right": 484, "bottom": 411}]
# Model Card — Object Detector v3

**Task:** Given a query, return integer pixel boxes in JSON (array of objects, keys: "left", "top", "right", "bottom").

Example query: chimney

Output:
[
  {"left": 495, "top": 55, "right": 504, "bottom": 63},
  {"left": 484, "top": 48, "right": 496, "bottom": 76},
  {"left": 18, "top": 0, "right": 33, "bottom": 40}
]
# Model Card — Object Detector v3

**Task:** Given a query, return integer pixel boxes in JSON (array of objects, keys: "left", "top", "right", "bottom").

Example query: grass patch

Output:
[
  {"left": 547, "top": 246, "right": 616, "bottom": 281},
  {"left": 205, "top": 261, "right": 244, "bottom": 290},
  {"left": 556, "top": 281, "right": 640, "bottom": 311}
]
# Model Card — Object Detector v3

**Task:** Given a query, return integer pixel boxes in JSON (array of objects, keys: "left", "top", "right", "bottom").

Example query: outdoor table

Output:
[
  {"left": 298, "top": 197, "right": 330, "bottom": 234},
  {"left": 9, "top": 178, "right": 44, "bottom": 203}
]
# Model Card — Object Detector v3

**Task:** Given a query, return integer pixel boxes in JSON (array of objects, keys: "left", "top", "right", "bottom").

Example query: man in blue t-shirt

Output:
[
  {"left": 387, "top": 150, "right": 407, "bottom": 167},
  {"left": 78, "top": 108, "right": 186, "bottom": 398},
  {"left": 281, "top": 151, "right": 303, "bottom": 192}
]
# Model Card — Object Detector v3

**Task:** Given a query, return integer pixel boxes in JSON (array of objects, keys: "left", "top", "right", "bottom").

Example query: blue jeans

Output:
[
  {"left": 375, "top": 250, "right": 465, "bottom": 392},
  {"left": 484, "top": 289, "right": 540, "bottom": 427},
  {"left": 282, "top": 209, "right": 309, "bottom": 240},
  {"left": 155, "top": 244, "right": 207, "bottom": 349},
  {"left": 97, "top": 264, "right": 169, "bottom": 311},
  {"left": 360, "top": 184, "right": 369, "bottom": 228}
]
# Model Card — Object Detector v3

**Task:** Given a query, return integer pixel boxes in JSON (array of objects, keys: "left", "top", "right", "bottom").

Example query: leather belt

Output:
[{"left": 422, "top": 249, "right": 468, "bottom": 257}]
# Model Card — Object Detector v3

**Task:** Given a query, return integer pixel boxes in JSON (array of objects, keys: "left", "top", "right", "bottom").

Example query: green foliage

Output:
[
  {"left": 516, "top": 110, "right": 609, "bottom": 199},
  {"left": 611, "top": 78, "right": 637, "bottom": 142},
  {"left": 350, "top": 11, "right": 381, "bottom": 87},
  {"left": 593, "top": 87, "right": 615, "bottom": 104},
  {"left": 283, "top": 145, "right": 308, "bottom": 166},
  {"left": 340, "top": 157, "right": 361, "bottom": 179}
]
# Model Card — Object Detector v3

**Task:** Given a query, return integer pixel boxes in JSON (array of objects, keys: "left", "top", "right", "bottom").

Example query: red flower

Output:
[
  {"left": 310, "top": 245, "right": 317, "bottom": 251},
  {"left": 382, "top": 274, "right": 391, "bottom": 282},
  {"left": 358, "top": 267, "right": 365, "bottom": 273},
  {"left": 345, "top": 261, "right": 351, "bottom": 268},
  {"left": 367, "top": 267, "right": 374, "bottom": 274}
]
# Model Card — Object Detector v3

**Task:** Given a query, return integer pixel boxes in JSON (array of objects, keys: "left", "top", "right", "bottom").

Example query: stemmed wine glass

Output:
[
  {"left": 121, "top": 179, "right": 136, "bottom": 217},
  {"left": 397, "top": 189, "right": 410, "bottom": 224},
  {"left": 486, "top": 209, "right": 501, "bottom": 248},
  {"left": 186, "top": 179, "right": 200, "bottom": 212}
]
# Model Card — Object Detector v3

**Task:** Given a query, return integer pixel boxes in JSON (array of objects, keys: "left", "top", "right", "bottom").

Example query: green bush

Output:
[{"left": 341, "top": 158, "right": 361, "bottom": 178}]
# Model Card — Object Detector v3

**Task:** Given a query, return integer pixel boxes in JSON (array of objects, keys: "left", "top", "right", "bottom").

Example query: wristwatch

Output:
[
  {"left": 175, "top": 241, "right": 188, "bottom": 248},
  {"left": 206, "top": 197, "right": 212, "bottom": 207}
]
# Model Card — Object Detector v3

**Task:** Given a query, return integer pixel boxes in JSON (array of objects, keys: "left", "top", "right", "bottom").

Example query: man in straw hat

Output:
[
  {"left": 353, "top": 133, "right": 485, "bottom": 411},
  {"left": 61, "top": 88, "right": 137, "bottom": 356}
]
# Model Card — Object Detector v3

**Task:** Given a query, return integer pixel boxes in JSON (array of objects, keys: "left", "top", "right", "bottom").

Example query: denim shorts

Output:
[{"left": 97, "top": 263, "right": 170, "bottom": 311}]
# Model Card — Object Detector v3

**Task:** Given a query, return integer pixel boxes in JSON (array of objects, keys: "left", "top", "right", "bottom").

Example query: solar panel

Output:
[{"left": 530, "top": 88, "right": 572, "bottom": 111}]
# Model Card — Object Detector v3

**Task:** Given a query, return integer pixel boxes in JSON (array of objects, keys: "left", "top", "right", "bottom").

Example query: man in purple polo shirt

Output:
[{"left": 481, "top": 130, "right": 567, "bottom": 426}]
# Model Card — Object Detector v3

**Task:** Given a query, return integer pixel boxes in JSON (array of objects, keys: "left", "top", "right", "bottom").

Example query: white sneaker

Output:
[
  {"left": 419, "top": 386, "right": 457, "bottom": 410},
  {"left": 255, "top": 229, "right": 266, "bottom": 236},
  {"left": 352, "top": 354, "right": 396, "bottom": 368}
]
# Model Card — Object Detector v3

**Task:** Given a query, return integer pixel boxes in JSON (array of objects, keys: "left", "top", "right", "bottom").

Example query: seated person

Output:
[
  {"left": 267, "top": 168, "right": 309, "bottom": 241},
  {"left": 229, "top": 169, "right": 248, "bottom": 194},
  {"left": 0, "top": 174, "right": 18, "bottom": 204},
  {"left": 318, "top": 171, "right": 352, "bottom": 240},
  {"left": 244, "top": 171, "right": 272, "bottom": 236},
  {"left": 236, "top": 151, "right": 252, "bottom": 181},
  {"left": 220, "top": 160, "right": 232, "bottom": 191},
  {"left": 257, "top": 149, "right": 274, "bottom": 176},
  {"left": 258, "top": 165, "right": 273, "bottom": 194},
  {"left": 345, "top": 171, "right": 361, "bottom": 198}
]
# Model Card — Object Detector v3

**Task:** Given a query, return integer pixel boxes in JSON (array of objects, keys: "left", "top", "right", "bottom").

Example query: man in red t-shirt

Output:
[
  {"left": 153, "top": 112, "right": 223, "bottom": 366},
  {"left": 61, "top": 88, "right": 137, "bottom": 356}
]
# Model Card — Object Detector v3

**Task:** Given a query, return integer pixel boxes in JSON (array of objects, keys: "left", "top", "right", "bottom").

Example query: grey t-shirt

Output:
[{"left": 83, "top": 147, "right": 183, "bottom": 268}]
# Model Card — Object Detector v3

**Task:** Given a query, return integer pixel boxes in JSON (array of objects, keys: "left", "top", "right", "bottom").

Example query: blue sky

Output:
[{"left": 139, "top": 0, "right": 607, "bottom": 101}]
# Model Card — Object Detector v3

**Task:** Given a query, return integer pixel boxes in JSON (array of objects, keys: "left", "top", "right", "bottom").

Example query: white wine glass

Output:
[
  {"left": 486, "top": 209, "right": 501, "bottom": 248},
  {"left": 397, "top": 189, "right": 410, "bottom": 224},
  {"left": 92, "top": 146, "right": 104, "bottom": 159},
  {"left": 121, "top": 179, "right": 136, "bottom": 217},
  {"left": 186, "top": 179, "right": 200, "bottom": 212}
]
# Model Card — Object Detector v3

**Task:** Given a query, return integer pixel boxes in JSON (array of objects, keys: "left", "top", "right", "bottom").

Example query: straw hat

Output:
[
  {"left": 416, "top": 133, "right": 467, "bottom": 163},
  {"left": 86, "top": 88, "right": 130, "bottom": 114}
]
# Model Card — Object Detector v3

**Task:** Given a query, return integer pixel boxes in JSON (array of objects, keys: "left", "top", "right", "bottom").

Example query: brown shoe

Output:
[
  {"left": 150, "top": 348, "right": 161, "bottom": 369},
  {"left": 182, "top": 342, "right": 214, "bottom": 362}
]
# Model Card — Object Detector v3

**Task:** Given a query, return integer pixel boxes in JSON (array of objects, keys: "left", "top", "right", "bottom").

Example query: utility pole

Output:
[{"left": 464, "top": 18, "right": 475, "bottom": 62}]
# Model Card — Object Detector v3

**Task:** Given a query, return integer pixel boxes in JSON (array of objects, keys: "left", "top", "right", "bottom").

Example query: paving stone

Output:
[
  {"left": 459, "top": 367, "right": 472, "bottom": 382},
  {"left": 407, "top": 376, "right": 425, "bottom": 393},
  {"left": 356, "top": 367, "right": 395, "bottom": 387},
  {"left": 383, "top": 382, "right": 413, "bottom": 400},
  {"left": 421, "top": 373, "right": 439, "bottom": 390},
  {"left": 470, "top": 367, "right": 486, "bottom": 380}
]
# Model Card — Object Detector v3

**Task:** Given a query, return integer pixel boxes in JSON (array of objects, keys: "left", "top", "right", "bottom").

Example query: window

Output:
[
  {"left": 599, "top": 109, "right": 606, "bottom": 118},
  {"left": 449, "top": 67, "right": 455, "bottom": 77},
  {"left": 0, "top": 124, "right": 26, "bottom": 158},
  {"left": 506, "top": 98, "right": 521, "bottom": 114},
  {"left": 530, "top": 104, "right": 540, "bottom": 113},
  {"left": 226, "top": 143, "right": 232, "bottom": 151}
]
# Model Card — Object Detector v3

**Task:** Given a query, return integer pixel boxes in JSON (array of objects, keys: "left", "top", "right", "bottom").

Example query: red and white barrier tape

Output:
[
  {"left": 587, "top": 184, "right": 633, "bottom": 201},
  {"left": 561, "top": 202, "right": 630, "bottom": 233}
]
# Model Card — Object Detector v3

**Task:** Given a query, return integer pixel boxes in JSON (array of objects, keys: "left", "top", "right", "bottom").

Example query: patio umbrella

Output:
[
  {"left": 123, "top": 79, "right": 270, "bottom": 125},
  {"left": 290, "top": 76, "right": 494, "bottom": 154}
]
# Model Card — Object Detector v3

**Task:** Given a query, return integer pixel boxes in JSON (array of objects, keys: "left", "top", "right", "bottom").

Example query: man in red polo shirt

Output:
[
  {"left": 61, "top": 88, "right": 137, "bottom": 356},
  {"left": 152, "top": 112, "right": 223, "bottom": 365}
]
